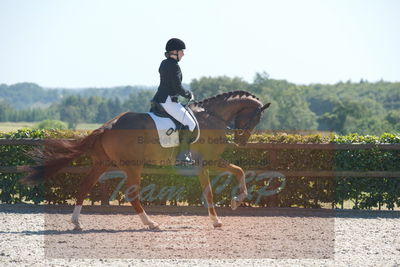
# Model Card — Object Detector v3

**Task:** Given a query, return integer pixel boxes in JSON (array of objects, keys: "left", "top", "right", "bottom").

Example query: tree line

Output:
[
  {"left": 0, "top": 90, "right": 154, "bottom": 129},
  {"left": 0, "top": 73, "right": 399, "bottom": 134},
  {"left": 190, "top": 73, "right": 400, "bottom": 135}
]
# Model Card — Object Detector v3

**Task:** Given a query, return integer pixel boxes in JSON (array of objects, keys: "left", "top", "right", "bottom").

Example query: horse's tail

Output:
[{"left": 19, "top": 112, "right": 129, "bottom": 186}]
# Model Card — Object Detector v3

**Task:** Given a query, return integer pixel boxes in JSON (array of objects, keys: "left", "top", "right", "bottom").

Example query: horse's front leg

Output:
[
  {"left": 215, "top": 159, "right": 248, "bottom": 210},
  {"left": 198, "top": 167, "right": 222, "bottom": 228}
]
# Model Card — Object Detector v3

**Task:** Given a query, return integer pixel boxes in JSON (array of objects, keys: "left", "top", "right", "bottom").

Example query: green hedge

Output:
[{"left": 0, "top": 129, "right": 399, "bottom": 210}]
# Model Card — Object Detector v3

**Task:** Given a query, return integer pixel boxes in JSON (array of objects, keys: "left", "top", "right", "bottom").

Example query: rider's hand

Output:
[{"left": 185, "top": 90, "right": 194, "bottom": 101}]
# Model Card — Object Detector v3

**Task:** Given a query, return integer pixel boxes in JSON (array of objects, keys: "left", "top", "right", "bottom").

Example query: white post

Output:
[{"left": 71, "top": 205, "right": 82, "bottom": 222}]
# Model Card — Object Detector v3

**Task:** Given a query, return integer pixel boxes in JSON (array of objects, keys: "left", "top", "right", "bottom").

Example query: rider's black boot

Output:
[{"left": 176, "top": 126, "right": 195, "bottom": 166}]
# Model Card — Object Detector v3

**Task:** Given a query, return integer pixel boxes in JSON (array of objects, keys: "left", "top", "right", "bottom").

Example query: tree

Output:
[
  {"left": 386, "top": 110, "right": 400, "bottom": 125},
  {"left": 85, "top": 96, "right": 103, "bottom": 122},
  {"left": 0, "top": 101, "right": 11, "bottom": 122},
  {"left": 123, "top": 90, "right": 153, "bottom": 113},
  {"left": 96, "top": 102, "right": 111, "bottom": 123},
  {"left": 60, "top": 106, "right": 81, "bottom": 129},
  {"left": 190, "top": 76, "right": 249, "bottom": 100},
  {"left": 59, "top": 96, "right": 86, "bottom": 129},
  {"left": 34, "top": 120, "right": 68, "bottom": 130},
  {"left": 251, "top": 83, "right": 318, "bottom": 131}
]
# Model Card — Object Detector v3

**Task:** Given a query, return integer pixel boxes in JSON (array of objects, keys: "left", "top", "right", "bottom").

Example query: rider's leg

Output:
[
  {"left": 160, "top": 96, "right": 196, "bottom": 164},
  {"left": 160, "top": 96, "right": 196, "bottom": 131},
  {"left": 176, "top": 125, "right": 194, "bottom": 164}
]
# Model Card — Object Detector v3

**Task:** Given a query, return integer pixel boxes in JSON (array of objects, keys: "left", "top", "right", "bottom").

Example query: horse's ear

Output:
[{"left": 260, "top": 103, "right": 271, "bottom": 112}]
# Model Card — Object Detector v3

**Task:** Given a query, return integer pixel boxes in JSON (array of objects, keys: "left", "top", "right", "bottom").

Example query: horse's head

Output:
[
  {"left": 192, "top": 91, "right": 271, "bottom": 146},
  {"left": 232, "top": 103, "right": 271, "bottom": 146}
]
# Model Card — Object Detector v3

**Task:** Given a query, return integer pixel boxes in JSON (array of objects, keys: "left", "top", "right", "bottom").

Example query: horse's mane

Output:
[{"left": 191, "top": 90, "right": 261, "bottom": 109}]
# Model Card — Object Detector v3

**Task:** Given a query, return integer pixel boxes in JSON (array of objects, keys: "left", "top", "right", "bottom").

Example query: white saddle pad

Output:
[{"left": 147, "top": 112, "right": 200, "bottom": 148}]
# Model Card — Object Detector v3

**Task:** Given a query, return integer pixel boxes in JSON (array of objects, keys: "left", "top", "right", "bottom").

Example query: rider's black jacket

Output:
[{"left": 152, "top": 57, "right": 190, "bottom": 103}]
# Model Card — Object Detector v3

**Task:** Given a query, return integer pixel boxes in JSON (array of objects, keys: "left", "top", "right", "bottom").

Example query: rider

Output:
[{"left": 152, "top": 38, "right": 196, "bottom": 165}]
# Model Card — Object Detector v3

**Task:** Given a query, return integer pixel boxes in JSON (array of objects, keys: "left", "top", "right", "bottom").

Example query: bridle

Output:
[
  {"left": 206, "top": 106, "right": 263, "bottom": 136},
  {"left": 230, "top": 106, "right": 263, "bottom": 135}
]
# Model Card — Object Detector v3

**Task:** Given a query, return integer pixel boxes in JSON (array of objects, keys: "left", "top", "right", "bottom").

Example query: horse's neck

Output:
[
  {"left": 206, "top": 102, "right": 237, "bottom": 121},
  {"left": 204, "top": 100, "right": 255, "bottom": 122},
  {"left": 192, "top": 92, "right": 262, "bottom": 124}
]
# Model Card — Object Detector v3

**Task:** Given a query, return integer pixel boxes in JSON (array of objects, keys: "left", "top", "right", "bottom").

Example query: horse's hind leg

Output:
[
  {"left": 71, "top": 146, "right": 110, "bottom": 230},
  {"left": 121, "top": 166, "right": 159, "bottom": 230},
  {"left": 198, "top": 167, "right": 222, "bottom": 228},
  {"left": 71, "top": 166, "right": 108, "bottom": 230}
]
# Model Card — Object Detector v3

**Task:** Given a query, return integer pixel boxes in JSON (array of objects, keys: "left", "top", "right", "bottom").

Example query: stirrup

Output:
[
  {"left": 175, "top": 159, "right": 195, "bottom": 167},
  {"left": 175, "top": 152, "right": 195, "bottom": 166}
]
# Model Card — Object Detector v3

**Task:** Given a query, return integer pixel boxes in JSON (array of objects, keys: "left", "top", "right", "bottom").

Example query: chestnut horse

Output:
[{"left": 20, "top": 91, "right": 270, "bottom": 230}]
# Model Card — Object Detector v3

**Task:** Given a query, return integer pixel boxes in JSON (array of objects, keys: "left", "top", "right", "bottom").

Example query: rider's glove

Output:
[{"left": 184, "top": 90, "right": 194, "bottom": 101}]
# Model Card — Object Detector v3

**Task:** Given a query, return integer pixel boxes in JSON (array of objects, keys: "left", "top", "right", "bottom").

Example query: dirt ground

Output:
[{"left": 0, "top": 204, "right": 399, "bottom": 266}]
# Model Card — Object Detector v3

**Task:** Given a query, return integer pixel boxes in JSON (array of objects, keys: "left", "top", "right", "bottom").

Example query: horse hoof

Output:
[
  {"left": 148, "top": 223, "right": 160, "bottom": 231},
  {"left": 72, "top": 220, "right": 82, "bottom": 231},
  {"left": 213, "top": 221, "right": 223, "bottom": 228},
  {"left": 72, "top": 224, "right": 82, "bottom": 231}
]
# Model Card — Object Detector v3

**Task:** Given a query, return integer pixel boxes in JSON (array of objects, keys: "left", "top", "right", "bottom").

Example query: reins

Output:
[
  {"left": 198, "top": 105, "right": 262, "bottom": 136},
  {"left": 189, "top": 91, "right": 265, "bottom": 136}
]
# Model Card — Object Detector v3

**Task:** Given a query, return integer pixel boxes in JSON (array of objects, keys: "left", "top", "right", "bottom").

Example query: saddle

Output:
[
  {"left": 150, "top": 101, "right": 183, "bottom": 134},
  {"left": 148, "top": 101, "right": 200, "bottom": 148}
]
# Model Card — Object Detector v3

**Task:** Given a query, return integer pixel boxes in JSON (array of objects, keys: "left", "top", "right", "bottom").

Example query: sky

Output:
[{"left": 0, "top": 0, "right": 399, "bottom": 88}]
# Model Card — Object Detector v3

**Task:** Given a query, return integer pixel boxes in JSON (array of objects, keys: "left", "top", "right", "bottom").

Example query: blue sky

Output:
[{"left": 0, "top": 0, "right": 399, "bottom": 88}]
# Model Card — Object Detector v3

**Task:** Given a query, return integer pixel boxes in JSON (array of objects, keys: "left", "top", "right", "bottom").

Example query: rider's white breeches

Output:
[{"left": 160, "top": 96, "right": 196, "bottom": 131}]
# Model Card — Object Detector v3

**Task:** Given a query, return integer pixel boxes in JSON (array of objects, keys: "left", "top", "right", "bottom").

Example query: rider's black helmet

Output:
[{"left": 166, "top": 38, "right": 186, "bottom": 52}]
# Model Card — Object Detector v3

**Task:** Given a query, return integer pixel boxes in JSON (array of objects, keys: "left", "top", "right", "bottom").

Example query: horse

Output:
[{"left": 20, "top": 90, "right": 270, "bottom": 230}]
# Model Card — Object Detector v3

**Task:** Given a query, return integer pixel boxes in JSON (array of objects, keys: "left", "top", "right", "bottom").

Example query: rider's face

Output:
[
  {"left": 177, "top": 50, "right": 184, "bottom": 61},
  {"left": 169, "top": 50, "right": 184, "bottom": 61}
]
